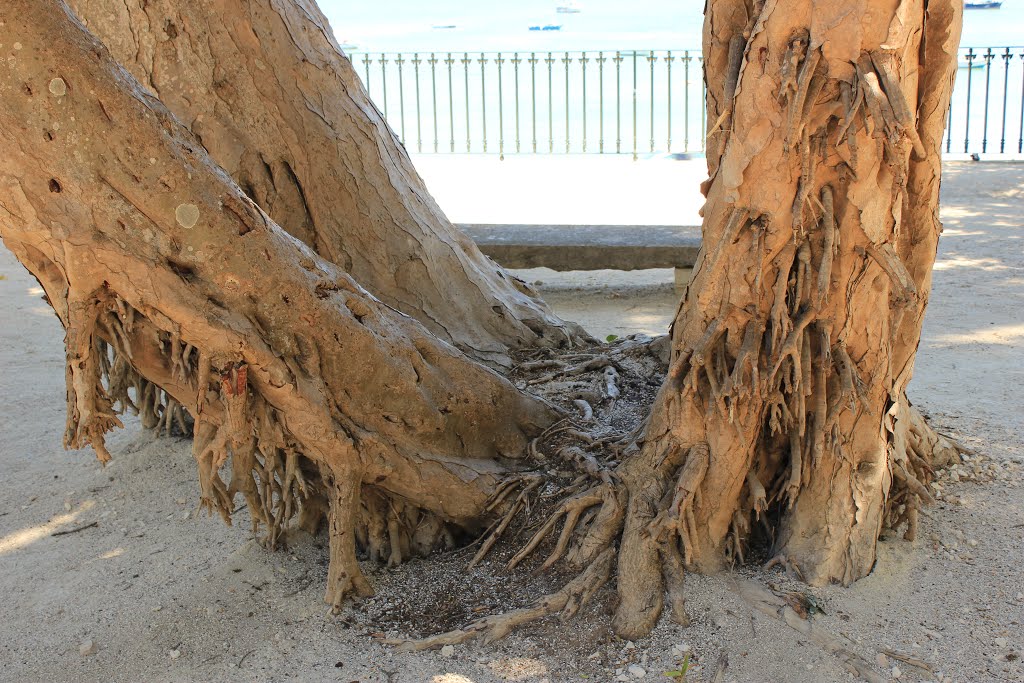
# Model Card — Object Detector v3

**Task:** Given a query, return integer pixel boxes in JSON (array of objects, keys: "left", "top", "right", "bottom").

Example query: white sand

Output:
[{"left": 0, "top": 162, "right": 1021, "bottom": 682}]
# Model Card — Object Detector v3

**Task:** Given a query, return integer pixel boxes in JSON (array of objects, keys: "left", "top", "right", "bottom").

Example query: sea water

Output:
[
  {"left": 318, "top": 1, "right": 1024, "bottom": 156},
  {"left": 320, "top": 0, "right": 1021, "bottom": 53}
]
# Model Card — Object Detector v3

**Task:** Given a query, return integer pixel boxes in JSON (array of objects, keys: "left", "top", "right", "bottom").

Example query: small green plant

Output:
[
  {"left": 606, "top": 334, "right": 618, "bottom": 342},
  {"left": 664, "top": 652, "right": 690, "bottom": 680}
]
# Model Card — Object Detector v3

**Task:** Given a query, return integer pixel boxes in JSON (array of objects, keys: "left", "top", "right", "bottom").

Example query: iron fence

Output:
[{"left": 349, "top": 46, "right": 1024, "bottom": 157}]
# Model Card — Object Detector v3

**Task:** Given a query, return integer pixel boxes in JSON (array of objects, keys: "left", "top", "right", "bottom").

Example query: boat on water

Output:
[
  {"left": 528, "top": 25, "right": 563, "bottom": 31},
  {"left": 958, "top": 60, "right": 986, "bottom": 69},
  {"left": 965, "top": 1, "right": 1001, "bottom": 9},
  {"left": 556, "top": 1, "right": 583, "bottom": 13}
]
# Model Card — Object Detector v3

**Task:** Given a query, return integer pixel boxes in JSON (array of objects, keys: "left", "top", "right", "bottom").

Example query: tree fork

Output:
[{"left": 0, "top": 0, "right": 969, "bottom": 648}]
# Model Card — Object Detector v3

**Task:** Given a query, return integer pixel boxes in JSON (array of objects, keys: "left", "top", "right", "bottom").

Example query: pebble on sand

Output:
[
  {"left": 79, "top": 639, "right": 97, "bottom": 656},
  {"left": 627, "top": 664, "right": 646, "bottom": 678}
]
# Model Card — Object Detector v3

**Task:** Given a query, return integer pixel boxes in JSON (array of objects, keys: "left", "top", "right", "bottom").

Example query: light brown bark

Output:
[
  {"left": 0, "top": 0, "right": 559, "bottom": 604},
  {"left": 64, "top": 0, "right": 586, "bottom": 366},
  {"left": 606, "top": 0, "right": 963, "bottom": 638}
]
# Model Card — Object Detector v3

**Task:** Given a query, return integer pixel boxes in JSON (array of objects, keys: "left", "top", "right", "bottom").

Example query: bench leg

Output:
[{"left": 674, "top": 267, "right": 693, "bottom": 296}]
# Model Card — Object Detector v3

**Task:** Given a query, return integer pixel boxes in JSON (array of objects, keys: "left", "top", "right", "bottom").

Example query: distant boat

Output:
[
  {"left": 965, "top": 1, "right": 1001, "bottom": 8},
  {"left": 556, "top": 1, "right": 583, "bottom": 13},
  {"left": 338, "top": 40, "right": 359, "bottom": 50},
  {"left": 431, "top": 24, "right": 457, "bottom": 29},
  {"left": 958, "top": 60, "right": 985, "bottom": 69},
  {"left": 528, "top": 25, "right": 563, "bottom": 31}
]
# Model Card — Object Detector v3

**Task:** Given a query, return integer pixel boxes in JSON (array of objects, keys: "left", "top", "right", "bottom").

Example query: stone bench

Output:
[{"left": 459, "top": 223, "right": 702, "bottom": 291}]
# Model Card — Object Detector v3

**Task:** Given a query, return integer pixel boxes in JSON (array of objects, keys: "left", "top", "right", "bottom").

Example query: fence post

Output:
[
  {"left": 666, "top": 51, "right": 674, "bottom": 153},
  {"left": 982, "top": 47, "right": 993, "bottom": 153},
  {"left": 598, "top": 52, "right": 606, "bottom": 154},
  {"left": 396, "top": 54, "right": 406, "bottom": 144},
  {"left": 412, "top": 53, "right": 422, "bottom": 153},
  {"left": 513, "top": 53, "right": 522, "bottom": 154},
  {"left": 964, "top": 47, "right": 975, "bottom": 153},
  {"left": 1000, "top": 47, "right": 1010, "bottom": 154},
  {"left": 530, "top": 53, "right": 539, "bottom": 153},
  {"left": 581, "top": 52, "right": 589, "bottom": 153}
]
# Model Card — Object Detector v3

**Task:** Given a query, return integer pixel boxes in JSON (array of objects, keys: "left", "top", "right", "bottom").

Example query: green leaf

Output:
[{"left": 605, "top": 334, "right": 618, "bottom": 342}]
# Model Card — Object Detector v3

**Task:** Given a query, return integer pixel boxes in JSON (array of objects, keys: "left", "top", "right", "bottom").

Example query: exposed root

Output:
[{"left": 736, "top": 580, "right": 886, "bottom": 683}]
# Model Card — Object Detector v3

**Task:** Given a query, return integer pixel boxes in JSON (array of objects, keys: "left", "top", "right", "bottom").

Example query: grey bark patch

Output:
[{"left": 175, "top": 203, "right": 200, "bottom": 229}]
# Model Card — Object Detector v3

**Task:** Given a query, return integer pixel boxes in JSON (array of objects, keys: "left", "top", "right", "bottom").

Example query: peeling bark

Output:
[{"left": 618, "top": 0, "right": 964, "bottom": 636}]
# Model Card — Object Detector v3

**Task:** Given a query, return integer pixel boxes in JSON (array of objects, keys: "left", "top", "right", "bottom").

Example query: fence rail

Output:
[{"left": 349, "top": 46, "right": 1024, "bottom": 157}]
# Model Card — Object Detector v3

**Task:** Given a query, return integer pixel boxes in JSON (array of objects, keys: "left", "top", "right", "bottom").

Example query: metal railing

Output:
[
  {"left": 949, "top": 47, "right": 1024, "bottom": 155},
  {"left": 350, "top": 46, "right": 1024, "bottom": 157}
]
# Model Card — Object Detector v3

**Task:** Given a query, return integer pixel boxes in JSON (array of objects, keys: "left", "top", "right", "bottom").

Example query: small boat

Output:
[
  {"left": 528, "top": 24, "right": 563, "bottom": 31},
  {"left": 431, "top": 24, "right": 457, "bottom": 29},
  {"left": 958, "top": 60, "right": 985, "bottom": 69},
  {"left": 965, "top": 1, "right": 1001, "bottom": 8},
  {"left": 556, "top": 1, "right": 583, "bottom": 13}
]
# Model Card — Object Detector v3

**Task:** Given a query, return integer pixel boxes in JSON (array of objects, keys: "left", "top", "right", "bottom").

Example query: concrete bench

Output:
[{"left": 459, "top": 223, "right": 702, "bottom": 291}]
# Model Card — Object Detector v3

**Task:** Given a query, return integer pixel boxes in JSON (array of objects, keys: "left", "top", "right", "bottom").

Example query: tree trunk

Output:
[
  {"left": 606, "top": 0, "right": 963, "bottom": 638},
  {"left": 0, "top": 0, "right": 560, "bottom": 606},
  {"left": 63, "top": 0, "right": 586, "bottom": 366}
]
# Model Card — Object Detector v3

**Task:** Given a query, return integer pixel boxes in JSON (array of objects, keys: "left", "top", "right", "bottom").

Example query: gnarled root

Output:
[{"left": 324, "top": 462, "right": 375, "bottom": 610}]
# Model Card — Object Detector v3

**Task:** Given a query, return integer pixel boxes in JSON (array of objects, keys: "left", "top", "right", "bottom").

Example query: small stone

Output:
[
  {"left": 48, "top": 78, "right": 67, "bottom": 97},
  {"left": 1015, "top": 592, "right": 1023, "bottom": 601},
  {"left": 175, "top": 203, "right": 200, "bottom": 229},
  {"left": 876, "top": 653, "right": 889, "bottom": 668},
  {"left": 968, "top": 539, "right": 978, "bottom": 547},
  {"left": 891, "top": 665, "right": 902, "bottom": 678},
  {"left": 994, "top": 637, "right": 1007, "bottom": 647},
  {"left": 13, "top": 42, "right": 22, "bottom": 50},
  {"left": 169, "top": 649, "right": 181, "bottom": 660},
  {"left": 79, "top": 639, "right": 97, "bottom": 656},
  {"left": 440, "top": 645, "right": 455, "bottom": 658},
  {"left": 151, "top": 605, "right": 162, "bottom": 612},
  {"left": 175, "top": 498, "right": 186, "bottom": 505},
  {"left": 624, "top": 640, "right": 636, "bottom": 650},
  {"left": 627, "top": 664, "right": 646, "bottom": 678}
]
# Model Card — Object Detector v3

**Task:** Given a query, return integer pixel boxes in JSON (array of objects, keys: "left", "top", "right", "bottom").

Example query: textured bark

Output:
[
  {"left": 63, "top": 0, "right": 585, "bottom": 366},
  {"left": 605, "top": 0, "right": 963, "bottom": 637},
  {"left": 0, "top": 0, "right": 560, "bottom": 605}
]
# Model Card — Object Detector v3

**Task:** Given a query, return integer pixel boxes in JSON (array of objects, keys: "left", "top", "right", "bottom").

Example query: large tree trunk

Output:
[
  {"left": 62, "top": 0, "right": 585, "bottom": 366},
  {"left": 0, "top": 0, "right": 561, "bottom": 606},
  {"left": 606, "top": 0, "right": 963, "bottom": 638}
]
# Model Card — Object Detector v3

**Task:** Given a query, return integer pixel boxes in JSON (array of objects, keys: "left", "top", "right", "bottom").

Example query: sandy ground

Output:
[{"left": 0, "top": 162, "right": 1022, "bottom": 683}]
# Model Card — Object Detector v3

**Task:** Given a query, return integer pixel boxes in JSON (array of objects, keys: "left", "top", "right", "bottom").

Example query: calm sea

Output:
[{"left": 319, "top": 0, "right": 1023, "bottom": 53}]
